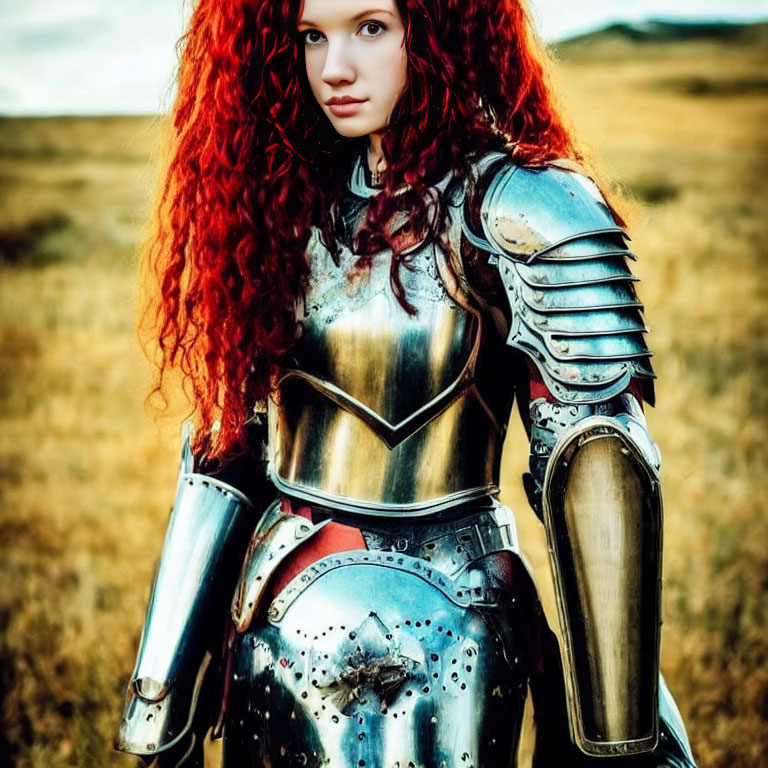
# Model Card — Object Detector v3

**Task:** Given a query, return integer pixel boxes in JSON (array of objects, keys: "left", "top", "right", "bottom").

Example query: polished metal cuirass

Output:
[{"left": 269, "top": 161, "right": 514, "bottom": 515}]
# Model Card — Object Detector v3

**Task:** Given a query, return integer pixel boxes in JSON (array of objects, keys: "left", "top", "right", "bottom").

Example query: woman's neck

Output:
[{"left": 367, "top": 135, "right": 386, "bottom": 186}]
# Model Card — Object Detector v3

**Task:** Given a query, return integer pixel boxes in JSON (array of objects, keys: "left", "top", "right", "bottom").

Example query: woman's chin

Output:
[
  {"left": 325, "top": 113, "right": 386, "bottom": 141},
  {"left": 328, "top": 121, "right": 371, "bottom": 139}
]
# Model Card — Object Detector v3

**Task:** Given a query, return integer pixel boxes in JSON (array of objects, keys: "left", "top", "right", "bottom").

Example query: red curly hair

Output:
[{"left": 140, "top": 0, "right": 581, "bottom": 459}]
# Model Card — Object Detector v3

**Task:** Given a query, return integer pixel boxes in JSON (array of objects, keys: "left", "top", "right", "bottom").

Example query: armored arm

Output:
[
  {"left": 465, "top": 159, "right": 668, "bottom": 757},
  {"left": 116, "top": 414, "right": 274, "bottom": 765}
]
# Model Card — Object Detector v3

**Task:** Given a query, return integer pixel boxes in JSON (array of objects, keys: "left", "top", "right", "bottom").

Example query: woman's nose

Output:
[{"left": 322, "top": 39, "right": 356, "bottom": 85}]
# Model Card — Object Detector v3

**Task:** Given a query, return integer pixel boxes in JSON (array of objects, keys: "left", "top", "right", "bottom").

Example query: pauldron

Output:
[{"left": 463, "top": 157, "right": 656, "bottom": 406}]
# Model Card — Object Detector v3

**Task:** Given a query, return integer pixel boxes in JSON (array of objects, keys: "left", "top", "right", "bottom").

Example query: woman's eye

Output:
[
  {"left": 360, "top": 21, "right": 386, "bottom": 38},
  {"left": 303, "top": 30, "right": 326, "bottom": 45}
]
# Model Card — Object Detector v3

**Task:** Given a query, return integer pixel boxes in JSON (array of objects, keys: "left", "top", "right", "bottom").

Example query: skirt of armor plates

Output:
[{"left": 222, "top": 497, "right": 550, "bottom": 768}]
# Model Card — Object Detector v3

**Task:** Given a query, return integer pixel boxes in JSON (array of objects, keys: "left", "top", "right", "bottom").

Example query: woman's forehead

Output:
[{"left": 297, "top": 0, "right": 400, "bottom": 26}]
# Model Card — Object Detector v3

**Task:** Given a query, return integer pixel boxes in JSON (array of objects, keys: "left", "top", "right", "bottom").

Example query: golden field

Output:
[{"left": 0, "top": 28, "right": 767, "bottom": 767}]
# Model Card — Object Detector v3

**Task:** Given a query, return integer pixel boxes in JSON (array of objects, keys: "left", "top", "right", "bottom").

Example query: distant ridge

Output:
[{"left": 557, "top": 18, "right": 768, "bottom": 47}]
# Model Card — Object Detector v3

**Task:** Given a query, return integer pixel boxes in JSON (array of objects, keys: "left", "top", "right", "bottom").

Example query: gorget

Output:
[{"left": 268, "top": 156, "right": 514, "bottom": 515}]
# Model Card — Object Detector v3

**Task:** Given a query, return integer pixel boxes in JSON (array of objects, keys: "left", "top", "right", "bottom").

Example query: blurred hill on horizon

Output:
[
  {"left": 0, "top": 21, "right": 767, "bottom": 768},
  {"left": 558, "top": 18, "right": 768, "bottom": 49}
]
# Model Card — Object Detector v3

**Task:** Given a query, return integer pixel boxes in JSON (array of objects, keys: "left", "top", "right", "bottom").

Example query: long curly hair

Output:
[{"left": 140, "top": 0, "right": 581, "bottom": 459}]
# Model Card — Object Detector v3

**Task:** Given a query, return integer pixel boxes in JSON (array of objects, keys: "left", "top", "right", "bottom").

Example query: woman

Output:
[{"left": 117, "top": 0, "right": 696, "bottom": 766}]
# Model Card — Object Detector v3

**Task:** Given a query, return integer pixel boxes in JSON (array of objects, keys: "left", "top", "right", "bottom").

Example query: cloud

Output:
[
  {"left": 1, "top": 0, "right": 767, "bottom": 114},
  {"left": 0, "top": 0, "right": 187, "bottom": 114},
  {"left": 10, "top": 19, "right": 105, "bottom": 52}
]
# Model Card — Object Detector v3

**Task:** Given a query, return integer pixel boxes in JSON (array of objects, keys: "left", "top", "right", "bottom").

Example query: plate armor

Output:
[{"left": 118, "top": 154, "right": 696, "bottom": 767}]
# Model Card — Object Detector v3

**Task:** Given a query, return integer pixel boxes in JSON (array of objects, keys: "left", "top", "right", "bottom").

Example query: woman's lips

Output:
[{"left": 327, "top": 100, "right": 365, "bottom": 116}]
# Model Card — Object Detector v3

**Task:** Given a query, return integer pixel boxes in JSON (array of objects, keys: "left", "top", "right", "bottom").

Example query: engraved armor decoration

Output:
[{"left": 269, "top": 158, "right": 515, "bottom": 514}]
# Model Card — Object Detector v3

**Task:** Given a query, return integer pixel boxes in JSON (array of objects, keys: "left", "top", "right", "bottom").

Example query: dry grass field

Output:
[{"left": 0, "top": 25, "right": 766, "bottom": 768}]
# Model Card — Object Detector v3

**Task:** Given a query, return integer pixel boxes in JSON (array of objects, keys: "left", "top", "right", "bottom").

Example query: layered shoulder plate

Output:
[
  {"left": 473, "top": 161, "right": 655, "bottom": 404},
  {"left": 480, "top": 163, "right": 627, "bottom": 262}
]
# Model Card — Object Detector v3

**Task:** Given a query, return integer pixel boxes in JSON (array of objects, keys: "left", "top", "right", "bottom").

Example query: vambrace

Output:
[
  {"left": 529, "top": 393, "right": 663, "bottom": 756},
  {"left": 116, "top": 419, "right": 268, "bottom": 762}
]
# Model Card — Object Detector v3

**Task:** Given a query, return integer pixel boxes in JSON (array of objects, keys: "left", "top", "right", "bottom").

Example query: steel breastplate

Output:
[{"left": 269, "top": 162, "right": 512, "bottom": 515}]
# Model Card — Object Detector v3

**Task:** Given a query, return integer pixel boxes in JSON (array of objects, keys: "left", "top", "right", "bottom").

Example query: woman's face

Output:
[{"left": 297, "top": 0, "right": 408, "bottom": 142}]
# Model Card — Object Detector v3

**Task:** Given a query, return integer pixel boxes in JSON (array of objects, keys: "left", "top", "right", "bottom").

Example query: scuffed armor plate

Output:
[
  {"left": 225, "top": 554, "right": 527, "bottom": 767},
  {"left": 542, "top": 416, "right": 662, "bottom": 756}
]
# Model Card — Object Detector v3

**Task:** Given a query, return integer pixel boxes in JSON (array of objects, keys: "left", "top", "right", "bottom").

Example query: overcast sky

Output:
[{"left": 1, "top": 0, "right": 767, "bottom": 115}]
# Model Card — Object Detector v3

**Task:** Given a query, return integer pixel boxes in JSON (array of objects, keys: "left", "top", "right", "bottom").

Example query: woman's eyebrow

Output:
[
  {"left": 297, "top": 9, "right": 394, "bottom": 28},
  {"left": 351, "top": 8, "right": 394, "bottom": 21}
]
